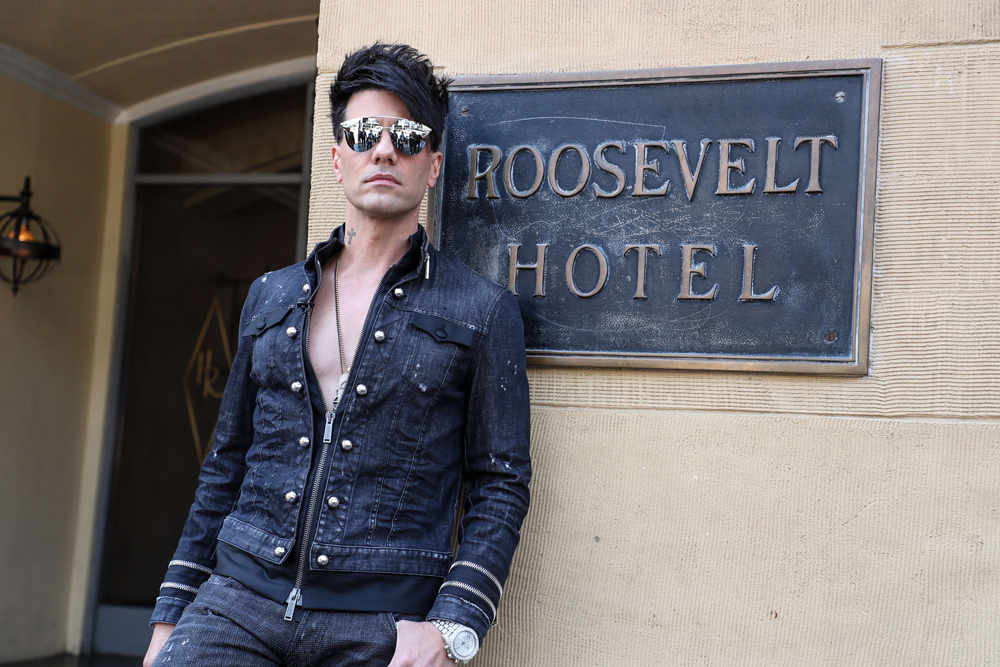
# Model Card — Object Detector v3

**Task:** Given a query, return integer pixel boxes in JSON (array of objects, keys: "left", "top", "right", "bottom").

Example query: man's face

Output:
[{"left": 332, "top": 88, "right": 443, "bottom": 223}]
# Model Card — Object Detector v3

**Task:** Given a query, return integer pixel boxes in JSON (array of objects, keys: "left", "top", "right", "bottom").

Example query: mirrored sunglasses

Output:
[{"left": 339, "top": 116, "right": 432, "bottom": 156}]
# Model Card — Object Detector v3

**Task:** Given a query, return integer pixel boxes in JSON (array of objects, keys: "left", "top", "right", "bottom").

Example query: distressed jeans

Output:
[{"left": 152, "top": 575, "right": 423, "bottom": 667}]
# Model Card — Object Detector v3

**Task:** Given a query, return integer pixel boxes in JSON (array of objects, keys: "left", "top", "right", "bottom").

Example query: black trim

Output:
[
  {"left": 411, "top": 313, "right": 475, "bottom": 346},
  {"left": 242, "top": 306, "right": 294, "bottom": 337}
]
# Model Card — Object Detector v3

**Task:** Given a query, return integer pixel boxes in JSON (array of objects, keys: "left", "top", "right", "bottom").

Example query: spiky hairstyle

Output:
[{"left": 330, "top": 43, "right": 450, "bottom": 151}]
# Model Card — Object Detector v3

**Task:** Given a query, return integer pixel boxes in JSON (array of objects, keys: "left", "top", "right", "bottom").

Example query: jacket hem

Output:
[{"left": 307, "top": 543, "right": 453, "bottom": 577}]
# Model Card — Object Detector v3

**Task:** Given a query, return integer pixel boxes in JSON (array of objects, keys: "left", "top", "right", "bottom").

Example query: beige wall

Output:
[
  {"left": 312, "top": 2, "right": 1000, "bottom": 665},
  {"left": 0, "top": 76, "right": 111, "bottom": 662}
]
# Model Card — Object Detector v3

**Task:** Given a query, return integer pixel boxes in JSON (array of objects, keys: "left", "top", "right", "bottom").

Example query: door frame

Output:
[{"left": 81, "top": 60, "right": 317, "bottom": 656}]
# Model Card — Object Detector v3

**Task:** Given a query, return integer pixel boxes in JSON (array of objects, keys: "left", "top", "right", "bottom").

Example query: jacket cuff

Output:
[
  {"left": 426, "top": 559, "right": 506, "bottom": 643},
  {"left": 149, "top": 595, "right": 189, "bottom": 627},
  {"left": 426, "top": 593, "right": 492, "bottom": 644},
  {"left": 149, "top": 560, "right": 213, "bottom": 627}
]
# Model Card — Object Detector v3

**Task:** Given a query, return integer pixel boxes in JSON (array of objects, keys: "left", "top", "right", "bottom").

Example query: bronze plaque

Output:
[{"left": 434, "top": 60, "right": 880, "bottom": 374}]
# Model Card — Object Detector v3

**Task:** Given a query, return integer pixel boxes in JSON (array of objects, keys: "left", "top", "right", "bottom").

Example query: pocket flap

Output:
[
  {"left": 410, "top": 312, "right": 475, "bottom": 346},
  {"left": 242, "top": 306, "right": 293, "bottom": 337}
]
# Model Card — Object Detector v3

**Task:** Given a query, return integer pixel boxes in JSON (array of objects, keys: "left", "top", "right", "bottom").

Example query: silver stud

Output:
[
  {"left": 299, "top": 436, "right": 310, "bottom": 447},
  {"left": 341, "top": 439, "right": 353, "bottom": 451},
  {"left": 291, "top": 381, "right": 303, "bottom": 392},
  {"left": 286, "top": 326, "right": 298, "bottom": 338},
  {"left": 393, "top": 288, "right": 404, "bottom": 298},
  {"left": 356, "top": 384, "right": 367, "bottom": 396},
  {"left": 374, "top": 330, "right": 385, "bottom": 342},
  {"left": 284, "top": 491, "right": 297, "bottom": 502},
  {"left": 302, "top": 283, "right": 311, "bottom": 293},
  {"left": 274, "top": 546, "right": 286, "bottom": 557},
  {"left": 327, "top": 496, "right": 339, "bottom": 508},
  {"left": 317, "top": 555, "right": 329, "bottom": 566}
]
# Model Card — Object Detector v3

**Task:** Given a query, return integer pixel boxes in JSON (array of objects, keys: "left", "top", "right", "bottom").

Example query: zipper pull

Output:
[
  {"left": 284, "top": 587, "right": 302, "bottom": 621},
  {"left": 424, "top": 254, "right": 430, "bottom": 279},
  {"left": 323, "top": 411, "right": 334, "bottom": 444}
]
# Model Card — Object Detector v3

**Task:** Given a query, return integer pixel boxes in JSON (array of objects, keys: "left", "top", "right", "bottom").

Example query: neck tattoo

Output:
[{"left": 347, "top": 227, "right": 356, "bottom": 245}]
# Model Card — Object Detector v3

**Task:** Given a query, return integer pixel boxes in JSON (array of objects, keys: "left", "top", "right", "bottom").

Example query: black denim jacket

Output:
[{"left": 151, "top": 226, "right": 532, "bottom": 642}]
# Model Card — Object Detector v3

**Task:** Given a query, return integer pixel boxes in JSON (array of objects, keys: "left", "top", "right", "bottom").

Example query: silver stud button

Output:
[
  {"left": 374, "top": 330, "right": 385, "bottom": 342},
  {"left": 274, "top": 546, "right": 286, "bottom": 557},
  {"left": 299, "top": 436, "right": 310, "bottom": 447},
  {"left": 302, "top": 283, "right": 311, "bottom": 293},
  {"left": 291, "top": 381, "right": 303, "bottom": 392},
  {"left": 284, "top": 491, "right": 297, "bottom": 503},
  {"left": 327, "top": 496, "right": 339, "bottom": 508},
  {"left": 393, "top": 288, "right": 404, "bottom": 298},
  {"left": 341, "top": 439, "right": 353, "bottom": 451},
  {"left": 317, "top": 555, "right": 329, "bottom": 566},
  {"left": 286, "top": 326, "right": 298, "bottom": 338},
  {"left": 356, "top": 384, "right": 367, "bottom": 396}
]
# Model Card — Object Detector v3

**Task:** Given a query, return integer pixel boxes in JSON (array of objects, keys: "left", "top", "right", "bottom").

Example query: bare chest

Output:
[{"left": 307, "top": 270, "right": 380, "bottom": 408}]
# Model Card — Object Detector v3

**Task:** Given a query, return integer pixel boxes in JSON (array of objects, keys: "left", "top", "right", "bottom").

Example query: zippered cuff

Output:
[
  {"left": 427, "top": 560, "right": 504, "bottom": 642},
  {"left": 149, "top": 559, "right": 213, "bottom": 626}
]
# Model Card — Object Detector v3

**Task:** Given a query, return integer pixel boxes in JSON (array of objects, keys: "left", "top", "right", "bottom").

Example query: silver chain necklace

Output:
[{"left": 334, "top": 252, "right": 350, "bottom": 376}]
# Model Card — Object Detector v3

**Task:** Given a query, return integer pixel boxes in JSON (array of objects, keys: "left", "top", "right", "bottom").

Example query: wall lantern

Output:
[{"left": 0, "top": 177, "right": 60, "bottom": 295}]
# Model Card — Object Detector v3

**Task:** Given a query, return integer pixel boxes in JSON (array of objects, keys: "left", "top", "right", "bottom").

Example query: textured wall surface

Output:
[
  {"left": 498, "top": 408, "right": 1000, "bottom": 666},
  {"left": 0, "top": 76, "right": 110, "bottom": 662},
  {"left": 311, "top": 2, "right": 1000, "bottom": 664}
]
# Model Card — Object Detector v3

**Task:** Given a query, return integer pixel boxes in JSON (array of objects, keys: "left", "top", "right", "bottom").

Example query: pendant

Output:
[{"left": 333, "top": 372, "right": 350, "bottom": 408}]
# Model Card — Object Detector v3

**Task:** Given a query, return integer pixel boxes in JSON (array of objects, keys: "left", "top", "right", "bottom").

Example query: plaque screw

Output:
[
  {"left": 824, "top": 330, "right": 838, "bottom": 342},
  {"left": 461, "top": 106, "right": 470, "bottom": 116},
  {"left": 834, "top": 91, "right": 846, "bottom": 103}
]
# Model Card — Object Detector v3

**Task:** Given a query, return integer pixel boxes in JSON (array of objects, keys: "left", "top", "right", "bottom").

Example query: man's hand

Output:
[
  {"left": 143, "top": 622, "right": 175, "bottom": 667},
  {"left": 388, "top": 620, "right": 455, "bottom": 667}
]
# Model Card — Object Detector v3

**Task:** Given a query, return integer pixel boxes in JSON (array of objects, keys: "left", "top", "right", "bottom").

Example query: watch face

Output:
[{"left": 452, "top": 629, "right": 478, "bottom": 660}]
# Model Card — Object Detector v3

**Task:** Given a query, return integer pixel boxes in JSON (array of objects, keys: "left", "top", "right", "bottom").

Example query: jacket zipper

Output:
[
  {"left": 284, "top": 306, "right": 332, "bottom": 620},
  {"left": 283, "top": 250, "right": 402, "bottom": 621}
]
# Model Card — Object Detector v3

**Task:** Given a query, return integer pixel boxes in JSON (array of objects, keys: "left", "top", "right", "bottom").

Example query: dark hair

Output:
[{"left": 330, "top": 43, "right": 450, "bottom": 151}]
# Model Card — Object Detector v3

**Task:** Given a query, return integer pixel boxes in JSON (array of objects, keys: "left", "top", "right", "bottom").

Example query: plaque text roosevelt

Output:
[{"left": 434, "top": 60, "right": 881, "bottom": 374}]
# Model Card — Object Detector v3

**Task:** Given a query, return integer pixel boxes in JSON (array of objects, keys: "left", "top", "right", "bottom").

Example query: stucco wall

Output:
[
  {"left": 0, "top": 76, "right": 111, "bottom": 662},
  {"left": 310, "top": 3, "right": 1000, "bottom": 665}
]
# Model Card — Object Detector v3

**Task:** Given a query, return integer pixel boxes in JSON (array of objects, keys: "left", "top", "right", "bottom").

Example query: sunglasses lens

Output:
[
  {"left": 389, "top": 120, "right": 428, "bottom": 155},
  {"left": 345, "top": 118, "right": 383, "bottom": 153}
]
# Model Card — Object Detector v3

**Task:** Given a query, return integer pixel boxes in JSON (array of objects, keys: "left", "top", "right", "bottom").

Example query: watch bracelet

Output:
[{"left": 430, "top": 619, "right": 476, "bottom": 663}]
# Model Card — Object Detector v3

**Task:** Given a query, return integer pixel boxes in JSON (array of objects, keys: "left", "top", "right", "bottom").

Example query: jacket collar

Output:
[{"left": 304, "top": 223, "right": 431, "bottom": 287}]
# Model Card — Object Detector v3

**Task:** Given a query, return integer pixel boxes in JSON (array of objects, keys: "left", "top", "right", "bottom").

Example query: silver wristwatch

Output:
[{"left": 429, "top": 619, "right": 480, "bottom": 664}]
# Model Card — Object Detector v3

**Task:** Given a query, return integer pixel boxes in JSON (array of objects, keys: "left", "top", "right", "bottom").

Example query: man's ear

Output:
[
  {"left": 426, "top": 150, "right": 443, "bottom": 188},
  {"left": 331, "top": 144, "right": 343, "bottom": 183}
]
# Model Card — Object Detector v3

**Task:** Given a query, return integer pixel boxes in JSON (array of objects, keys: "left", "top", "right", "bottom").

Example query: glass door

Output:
[{"left": 93, "top": 82, "right": 313, "bottom": 657}]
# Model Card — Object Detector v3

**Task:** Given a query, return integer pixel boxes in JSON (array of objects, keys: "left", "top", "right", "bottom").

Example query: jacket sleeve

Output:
[
  {"left": 149, "top": 284, "right": 261, "bottom": 626},
  {"left": 426, "top": 290, "right": 532, "bottom": 643}
]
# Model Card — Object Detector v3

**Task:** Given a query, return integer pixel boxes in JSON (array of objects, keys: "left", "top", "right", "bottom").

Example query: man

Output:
[{"left": 144, "top": 43, "right": 531, "bottom": 667}]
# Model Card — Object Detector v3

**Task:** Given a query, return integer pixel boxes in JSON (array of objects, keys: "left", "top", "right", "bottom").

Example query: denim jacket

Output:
[{"left": 151, "top": 226, "right": 532, "bottom": 642}]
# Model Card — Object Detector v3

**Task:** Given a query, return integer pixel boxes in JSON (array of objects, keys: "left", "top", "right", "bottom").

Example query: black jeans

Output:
[{"left": 152, "top": 575, "right": 424, "bottom": 667}]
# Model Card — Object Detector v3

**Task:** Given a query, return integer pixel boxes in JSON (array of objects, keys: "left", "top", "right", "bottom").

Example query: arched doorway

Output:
[{"left": 92, "top": 81, "right": 314, "bottom": 657}]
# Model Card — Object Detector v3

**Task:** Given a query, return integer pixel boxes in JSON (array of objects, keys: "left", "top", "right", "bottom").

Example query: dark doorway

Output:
[{"left": 94, "top": 82, "right": 313, "bottom": 656}]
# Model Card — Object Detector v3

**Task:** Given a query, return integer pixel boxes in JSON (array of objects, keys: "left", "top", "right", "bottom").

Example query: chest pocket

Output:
[
  {"left": 401, "top": 312, "right": 475, "bottom": 394},
  {"left": 243, "top": 305, "right": 296, "bottom": 383}
]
